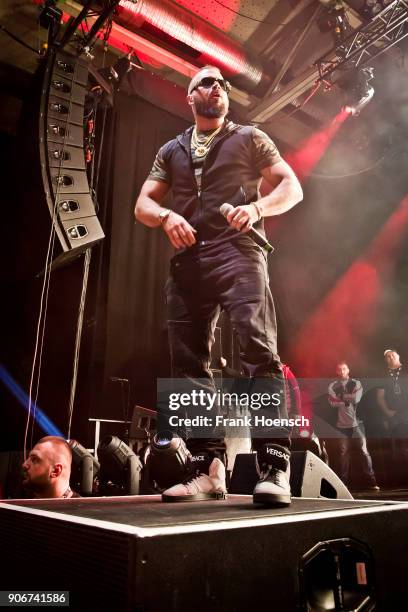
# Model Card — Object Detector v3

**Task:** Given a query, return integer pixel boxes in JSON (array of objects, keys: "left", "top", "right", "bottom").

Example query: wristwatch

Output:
[{"left": 159, "top": 209, "right": 171, "bottom": 224}]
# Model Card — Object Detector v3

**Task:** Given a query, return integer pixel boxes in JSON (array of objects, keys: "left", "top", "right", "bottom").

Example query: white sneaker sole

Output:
[
  {"left": 253, "top": 492, "right": 291, "bottom": 506},
  {"left": 162, "top": 491, "right": 227, "bottom": 503}
]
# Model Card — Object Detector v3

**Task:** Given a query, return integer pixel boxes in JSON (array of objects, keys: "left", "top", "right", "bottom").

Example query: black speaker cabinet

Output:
[
  {"left": 40, "top": 49, "right": 104, "bottom": 263},
  {"left": 16, "top": 48, "right": 104, "bottom": 274},
  {"left": 229, "top": 450, "right": 353, "bottom": 499}
]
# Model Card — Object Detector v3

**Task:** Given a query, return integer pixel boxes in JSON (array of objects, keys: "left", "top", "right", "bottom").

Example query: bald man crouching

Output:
[{"left": 22, "top": 436, "right": 80, "bottom": 499}]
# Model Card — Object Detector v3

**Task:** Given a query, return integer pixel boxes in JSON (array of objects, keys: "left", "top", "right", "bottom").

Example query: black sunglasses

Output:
[{"left": 193, "top": 77, "right": 231, "bottom": 93}]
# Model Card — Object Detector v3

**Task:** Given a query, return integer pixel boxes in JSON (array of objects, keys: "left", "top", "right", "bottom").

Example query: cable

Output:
[
  {"left": 87, "top": 105, "right": 97, "bottom": 194},
  {"left": 67, "top": 56, "right": 111, "bottom": 436},
  {"left": 0, "top": 24, "right": 40, "bottom": 54},
  {"left": 102, "top": 16, "right": 113, "bottom": 45},
  {"left": 24, "top": 51, "right": 77, "bottom": 458},
  {"left": 25, "top": 98, "right": 65, "bottom": 456},
  {"left": 30, "top": 213, "right": 61, "bottom": 449},
  {"left": 29, "top": 234, "right": 55, "bottom": 450},
  {"left": 94, "top": 105, "right": 108, "bottom": 198},
  {"left": 212, "top": 0, "right": 286, "bottom": 26},
  {"left": 67, "top": 248, "right": 92, "bottom": 439},
  {"left": 24, "top": 189, "right": 59, "bottom": 459},
  {"left": 286, "top": 80, "right": 322, "bottom": 117},
  {"left": 309, "top": 149, "right": 392, "bottom": 179},
  {"left": 67, "top": 58, "right": 113, "bottom": 436}
]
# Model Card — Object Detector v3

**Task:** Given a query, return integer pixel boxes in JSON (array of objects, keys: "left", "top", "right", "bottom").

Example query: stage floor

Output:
[{"left": 1, "top": 494, "right": 399, "bottom": 532}]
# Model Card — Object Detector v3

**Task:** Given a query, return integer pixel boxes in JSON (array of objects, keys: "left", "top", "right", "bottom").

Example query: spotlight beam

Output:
[
  {"left": 0, "top": 364, "right": 63, "bottom": 436},
  {"left": 290, "top": 195, "right": 408, "bottom": 376},
  {"left": 284, "top": 109, "right": 350, "bottom": 182}
]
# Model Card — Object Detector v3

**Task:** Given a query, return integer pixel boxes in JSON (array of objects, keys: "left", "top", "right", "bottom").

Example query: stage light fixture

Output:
[
  {"left": 144, "top": 431, "right": 193, "bottom": 491},
  {"left": 317, "top": 1, "right": 347, "bottom": 41},
  {"left": 68, "top": 439, "right": 100, "bottom": 496},
  {"left": 343, "top": 67, "right": 375, "bottom": 116},
  {"left": 39, "top": 0, "right": 62, "bottom": 32},
  {"left": 364, "top": 0, "right": 387, "bottom": 17},
  {"left": 97, "top": 435, "right": 142, "bottom": 495},
  {"left": 98, "top": 53, "right": 133, "bottom": 90}
]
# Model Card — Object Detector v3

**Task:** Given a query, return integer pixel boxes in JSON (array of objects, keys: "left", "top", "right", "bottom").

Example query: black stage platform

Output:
[{"left": 1, "top": 495, "right": 407, "bottom": 610}]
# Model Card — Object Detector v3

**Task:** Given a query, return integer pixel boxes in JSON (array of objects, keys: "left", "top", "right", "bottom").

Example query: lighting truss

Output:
[
  {"left": 316, "top": 0, "right": 408, "bottom": 82},
  {"left": 58, "top": 0, "right": 121, "bottom": 53}
]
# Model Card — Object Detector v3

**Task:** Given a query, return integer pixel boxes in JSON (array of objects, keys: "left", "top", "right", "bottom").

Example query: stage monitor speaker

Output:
[
  {"left": 17, "top": 47, "right": 104, "bottom": 273},
  {"left": 129, "top": 405, "right": 157, "bottom": 447},
  {"left": 229, "top": 450, "right": 353, "bottom": 499},
  {"left": 300, "top": 537, "right": 376, "bottom": 611}
]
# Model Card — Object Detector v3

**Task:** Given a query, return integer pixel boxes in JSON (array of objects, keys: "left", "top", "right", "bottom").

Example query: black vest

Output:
[{"left": 161, "top": 121, "right": 265, "bottom": 242}]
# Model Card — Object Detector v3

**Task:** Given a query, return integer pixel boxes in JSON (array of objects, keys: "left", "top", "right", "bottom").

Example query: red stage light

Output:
[
  {"left": 290, "top": 195, "right": 408, "bottom": 377},
  {"left": 263, "top": 109, "right": 350, "bottom": 239},
  {"left": 285, "top": 109, "right": 350, "bottom": 182},
  {"left": 343, "top": 105, "right": 355, "bottom": 116}
]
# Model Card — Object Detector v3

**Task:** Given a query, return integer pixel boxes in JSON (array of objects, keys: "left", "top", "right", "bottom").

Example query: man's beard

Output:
[
  {"left": 22, "top": 474, "right": 46, "bottom": 492},
  {"left": 194, "top": 98, "right": 227, "bottom": 118}
]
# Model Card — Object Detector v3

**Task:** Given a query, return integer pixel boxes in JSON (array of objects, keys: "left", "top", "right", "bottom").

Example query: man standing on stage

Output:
[
  {"left": 135, "top": 65, "right": 303, "bottom": 506},
  {"left": 328, "top": 362, "right": 378, "bottom": 490}
]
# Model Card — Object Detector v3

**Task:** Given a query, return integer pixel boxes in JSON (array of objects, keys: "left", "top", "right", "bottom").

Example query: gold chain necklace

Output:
[{"left": 191, "top": 124, "right": 223, "bottom": 157}]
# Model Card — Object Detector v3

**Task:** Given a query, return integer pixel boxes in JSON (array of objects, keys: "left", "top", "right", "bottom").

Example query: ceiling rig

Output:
[{"left": 316, "top": 0, "right": 408, "bottom": 83}]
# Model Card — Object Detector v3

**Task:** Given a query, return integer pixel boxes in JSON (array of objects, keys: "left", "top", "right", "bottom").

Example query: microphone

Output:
[
  {"left": 220, "top": 203, "right": 274, "bottom": 253},
  {"left": 110, "top": 377, "right": 129, "bottom": 383}
]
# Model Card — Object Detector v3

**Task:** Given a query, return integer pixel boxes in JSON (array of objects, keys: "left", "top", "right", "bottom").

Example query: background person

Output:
[
  {"left": 377, "top": 349, "right": 408, "bottom": 467},
  {"left": 328, "top": 362, "right": 379, "bottom": 490},
  {"left": 21, "top": 436, "right": 80, "bottom": 499}
]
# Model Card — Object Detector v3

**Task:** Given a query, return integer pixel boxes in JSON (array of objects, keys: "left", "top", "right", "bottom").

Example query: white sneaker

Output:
[
  {"left": 253, "top": 444, "right": 292, "bottom": 506},
  {"left": 162, "top": 458, "right": 227, "bottom": 502}
]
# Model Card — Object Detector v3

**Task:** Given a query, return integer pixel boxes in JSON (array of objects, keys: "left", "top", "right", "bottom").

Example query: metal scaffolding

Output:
[
  {"left": 58, "top": 0, "right": 120, "bottom": 54},
  {"left": 316, "top": 0, "right": 408, "bottom": 82}
]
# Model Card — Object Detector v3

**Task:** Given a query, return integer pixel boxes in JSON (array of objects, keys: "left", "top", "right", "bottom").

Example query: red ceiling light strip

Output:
[{"left": 116, "top": 0, "right": 266, "bottom": 91}]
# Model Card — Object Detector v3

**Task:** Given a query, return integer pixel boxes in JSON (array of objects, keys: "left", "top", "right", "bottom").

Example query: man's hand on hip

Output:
[{"left": 162, "top": 212, "right": 197, "bottom": 249}]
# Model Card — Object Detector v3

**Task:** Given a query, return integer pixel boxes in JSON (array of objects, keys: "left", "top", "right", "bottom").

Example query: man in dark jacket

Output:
[
  {"left": 378, "top": 349, "right": 408, "bottom": 465},
  {"left": 135, "top": 65, "right": 303, "bottom": 506}
]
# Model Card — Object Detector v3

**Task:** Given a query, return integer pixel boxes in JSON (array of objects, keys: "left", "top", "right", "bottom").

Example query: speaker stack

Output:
[{"left": 38, "top": 48, "right": 104, "bottom": 267}]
